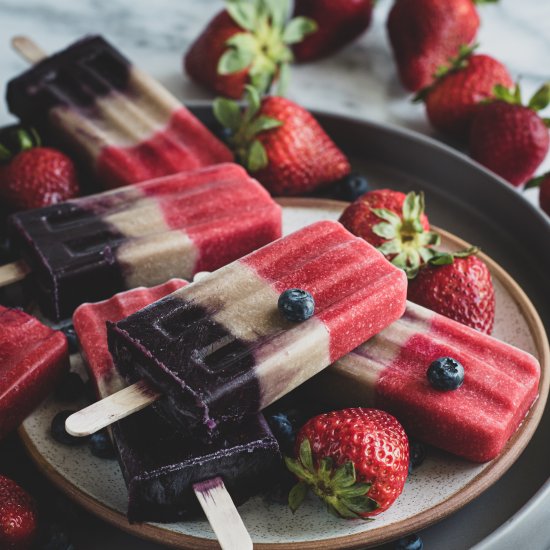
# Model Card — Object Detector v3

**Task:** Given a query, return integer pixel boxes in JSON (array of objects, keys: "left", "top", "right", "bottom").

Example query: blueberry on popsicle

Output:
[
  {"left": 73, "top": 280, "right": 280, "bottom": 529},
  {"left": 313, "top": 301, "right": 541, "bottom": 462},
  {"left": 66, "top": 220, "right": 406, "bottom": 438}
]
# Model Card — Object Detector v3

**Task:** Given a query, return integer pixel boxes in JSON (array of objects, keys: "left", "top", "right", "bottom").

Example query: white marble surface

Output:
[{"left": 0, "top": 0, "right": 548, "bottom": 214}]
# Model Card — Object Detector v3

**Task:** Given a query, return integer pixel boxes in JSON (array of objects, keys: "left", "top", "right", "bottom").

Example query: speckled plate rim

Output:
[{"left": 18, "top": 198, "right": 549, "bottom": 550}]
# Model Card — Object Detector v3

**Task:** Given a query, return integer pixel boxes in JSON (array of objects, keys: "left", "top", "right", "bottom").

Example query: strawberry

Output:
[
  {"left": 469, "top": 83, "right": 550, "bottom": 186},
  {"left": 0, "top": 128, "right": 79, "bottom": 211},
  {"left": 415, "top": 45, "right": 513, "bottom": 140},
  {"left": 387, "top": 0, "right": 496, "bottom": 92},
  {"left": 214, "top": 86, "right": 350, "bottom": 195},
  {"left": 285, "top": 408, "right": 409, "bottom": 518},
  {"left": 0, "top": 475, "right": 38, "bottom": 549},
  {"left": 525, "top": 171, "right": 550, "bottom": 216},
  {"left": 184, "top": 0, "right": 316, "bottom": 98},
  {"left": 339, "top": 189, "right": 440, "bottom": 275},
  {"left": 407, "top": 248, "right": 495, "bottom": 334},
  {"left": 292, "top": 0, "right": 374, "bottom": 62}
]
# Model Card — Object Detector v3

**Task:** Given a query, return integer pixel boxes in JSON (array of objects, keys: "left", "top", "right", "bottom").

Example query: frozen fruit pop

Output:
[
  {"left": 312, "top": 301, "right": 541, "bottom": 462},
  {"left": 0, "top": 306, "right": 68, "bottom": 440},
  {"left": 8, "top": 163, "right": 282, "bottom": 321},
  {"left": 7, "top": 35, "right": 232, "bottom": 189},
  {"left": 73, "top": 280, "right": 280, "bottom": 523},
  {"left": 106, "top": 220, "right": 407, "bottom": 436}
]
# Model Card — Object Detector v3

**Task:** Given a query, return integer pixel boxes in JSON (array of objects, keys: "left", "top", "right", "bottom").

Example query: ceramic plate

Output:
[{"left": 19, "top": 199, "right": 549, "bottom": 549}]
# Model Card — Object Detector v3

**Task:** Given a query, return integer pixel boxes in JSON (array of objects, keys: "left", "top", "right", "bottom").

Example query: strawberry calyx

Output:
[
  {"left": 371, "top": 191, "right": 441, "bottom": 278},
  {"left": 413, "top": 44, "right": 477, "bottom": 103},
  {"left": 488, "top": 82, "right": 550, "bottom": 125},
  {"left": 218, "top": 0, "right": 317, "bottom": 95},
  {"left": 284, "top": 438, "right": 378, "bottom": 520},
  {"left": 214, "top": 85, "right": 282, "bottom": 171},
  {"left": 525, "top": 171, "right": 550, "bottom": 190},
  {"left": 409, "top": 246, "right": 479, "bottom": 278},
  {"left": 0, "top": 127, "right": 41, "bottom": 164}
]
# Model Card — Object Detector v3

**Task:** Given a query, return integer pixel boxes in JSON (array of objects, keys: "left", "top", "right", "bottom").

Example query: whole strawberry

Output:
[
  {"left": 469, "top": 83, "right": 550, "bottom": 186},
  {"left": 0, "top": 475, "right": 38, "bottom": 549},
  {"left": 415, "top": 45, "right": 513, "bottom": 140},
  {"left": 184, "top": 0, "right": 316, "bottom": 98},
  {"left": 292, "top": 0, "right": 374, "bottom": 62},
  {"left": 339, "top": 189, "right": 440, "bottom": 275},
  {"left": 285, "top": 408, "right": 409, "bottom": 518},
  {"left": 0, "top": 128, "right": 79, "bottom": 211},
  {"left": 525, "top": 172, "right": 550, "bottom": 216},
  {"left": 408, "top": 249, "right": 495, "bottom": 334},
  {"left": 387, "top": 0, "right": 494, "bottom": 92},
  {"left": 214, "top": 86, "right": 350, "bottom": 195}
]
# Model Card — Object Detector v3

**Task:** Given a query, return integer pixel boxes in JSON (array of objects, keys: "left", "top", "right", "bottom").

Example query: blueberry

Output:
[
  {"left": 40, "top": 523, "right": 74, "bottom": 550},
  {"left": 427, "top": 357, "right": 464, "bottom": 391},
  {"left": 268, "top": 412, "right": 296, "bottom": 454},
  {"left": 89, "top": 431, "right": 116, "bottom": 459},
  {"left": 408, "top": 441, "right": 426, "bottom": 473},
  {"left": 395, "top": 533, "right": 423, "bottom": 550},
  {"left": 333, "top": 173, "right": 370, "bottom": 201},
  {"left": 50, "top": 411, "right": 88, "bottom": 446},
  {"left": 278, "top": 289, "right": 315, "bottom": 322},
  {"left": 54, "top": 372, "right": 86, "bottom": 402},
  {"left": 60, "top": 325, "right": 79, "bottom": 354}
]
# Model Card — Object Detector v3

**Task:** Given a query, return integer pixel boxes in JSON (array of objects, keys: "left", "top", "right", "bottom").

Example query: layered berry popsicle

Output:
[
  {"left": 0, "top": 306, "right": 68, "bottom": 440},
  {"left": 7, "top": 35, "right": 232, "bottom": 189},
  {"left": 314, "top": 301, "right": 541, "bottom": 462},
  {"left": 9, "top": 163, "right": 282, "bottom": 321},
  {"left": 73, "top": 280, "right": 281, "bottom": 522},
  {"left": 108, "top": 220, "right": 408, "bottom": 436}
]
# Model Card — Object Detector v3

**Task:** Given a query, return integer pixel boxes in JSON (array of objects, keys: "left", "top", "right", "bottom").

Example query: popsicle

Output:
[
  {"left": 99, "top": 220, "right": 407, "bottom": 437},
  {"left": 0, "top": 306, "right": 68, "bottom": 440},
  {"left": 7, "top": 163, "right": 282, "bottom": 321},
  {"left": 7, "top": 35, "right": 233, "bottom": 189},
  {"left": 73, "top": 280, "right": 280, "bottom": 533},
  {"left": 313, "top": 301, "right": 541, "bottom": 462}
]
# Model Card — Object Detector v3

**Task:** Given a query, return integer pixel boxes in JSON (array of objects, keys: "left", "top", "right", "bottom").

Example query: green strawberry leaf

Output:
[
  {"left": 0, "top": 142, "right": 11, "bottom": 162},
  {"left": 331, "top": 461, "right": 356, "bottom": 488},
  {"left": 288, "top": 481, "right": 308, "bottom": 513},
  {"left": 264, "top": 0, "right": 290, "bottom": 30},
  {"left": 372, "top": 222, "right": 397, "bottom": 239},
  {"left": 246, "top": 115, "right": 282, "bottom": 138},
  {"left": 341, "top": 495, "right": 379, "bottom": 515},
  {"left": 429, "top": 252, "right": 454, "bottom": 266},
  {"left": 525, "top": 173, "right": 547, "bottom": 189},
  {"left": 213, "top": 97, "right": 242, "bottom": 132},
  {"left": 282, "top": 16, "right": 318, "bottom": 44},
  {"left": 276, "top": 62, "right": 290, "bottom": 96},
  {"left": 226, "top": 0, "right": 259, "bottom": 31},
  {"left": 299, "top": 438, "right": 315, "bottom": 474},
  {"left": 377, "top": 240, "right": 402, "bottom": 255},
  {"left": 528, "top": 83, "right": 550, "bottom": 112},
  {"left": 243, "top": 85, "right": 262, "bottom": 122},
  {"left": 218, "top": 45, "right": 255, "bottom": 75},
  {"left": 339, "top": 482, "right": 372, "bottom": 498},
  {"left": 371, "top": 207, "right": 401, "bottom": 225},
  {"left": 543, "top": 118, "right": 550, "bottom": 128},
  {"left": 247, "top": 139, "right": 268, "bottom": 171}
]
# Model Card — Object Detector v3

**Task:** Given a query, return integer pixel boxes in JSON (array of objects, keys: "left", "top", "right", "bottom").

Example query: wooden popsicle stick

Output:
[
  {"left": 11, "top": 36, "right": 48, "bottom": 64},
  {"left": 0, "top": 260, "right": 31, "bottom": 287},
  {"left": 65, "top": 380, "right": 160, "bottom": 437},
  {"left": 193, "top": 477, "right": 253, "bottom": 550}
]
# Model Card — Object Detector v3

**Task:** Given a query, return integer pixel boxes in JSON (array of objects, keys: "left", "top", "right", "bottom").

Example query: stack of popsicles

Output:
[{"left": 73, "top": 280, "right": 280, "bottom": 522}]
